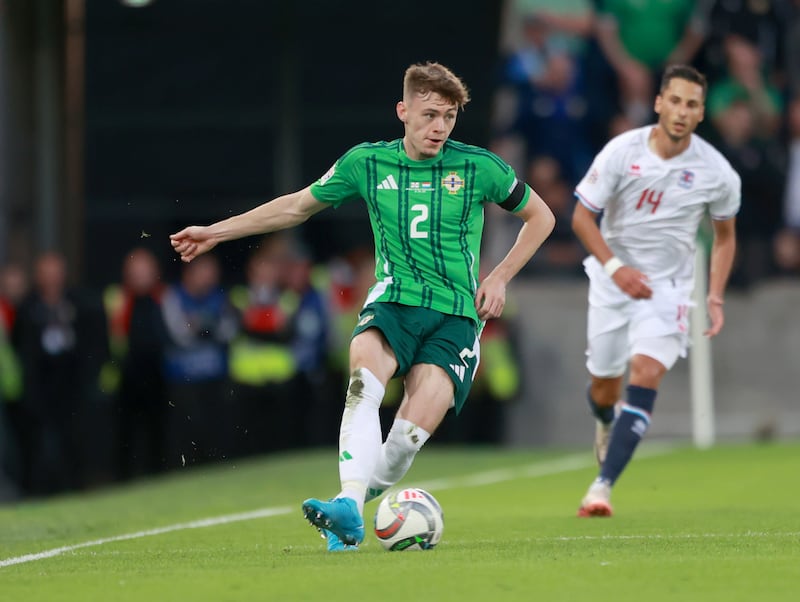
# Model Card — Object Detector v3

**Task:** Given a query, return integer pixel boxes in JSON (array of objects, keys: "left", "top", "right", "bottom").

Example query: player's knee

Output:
[
  {"left": 586, "top": 359, "right": 627, "bottom": 385},
  {"left": 629, "top": 354, "right": 668, "bottom": 387},
  {"left": 349, "top": 330, "right": 379, "bottom": 362},
  {"left": 589, "top": 377, "right": 623, "bottom": 407}
]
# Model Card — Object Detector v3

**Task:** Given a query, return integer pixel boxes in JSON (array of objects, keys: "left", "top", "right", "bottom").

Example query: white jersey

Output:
[{"left": 575, "top": 126, "right": 741, "bottom": 283}]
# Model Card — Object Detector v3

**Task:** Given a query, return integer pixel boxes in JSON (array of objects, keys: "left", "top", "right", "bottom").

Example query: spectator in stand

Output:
[
  {"left": 325, "top": 248, "right": 371, "bottom": 383},
  {"left": 162, "top": 253, "right": 237, "bottom": 468},
  {"left": 707, "top": 33, "right": 784, "bottom": 138},
  {"left": 103, "top": 248, "right": 169, "bottom": 480},
  {"left": 706, "top": 97, "right": 785, "bottom": 287},
  {"left": 13, "top": 252, "right": 108, "bottom": 495},
  {"left": 704, "top": 33, "right": 786, "bottom": 287},
  {"left": 594, "top": 0, "right": 707, "bottom": 128},
  {"left": 282, "top": 238, "right": 335, "bottom": 448},
  {"left": 522, "top": 155, "right": 585, "bottom": 276},
  {"left": 496, "top": 3, "right": 594, "bottom": 182},
  {"left": 0, "top": 262, "right": 28, "bottom": 498},
  {"left": 698, "top": 0, "right": 792, "bottom": 86},
  {"left": 0, "top": 312, "right": 21, "bottom": 501},
  {"left": 501, "top": 0, "right": 594, "bottom": 49},
  {"left": 0, "top": 263, "right": 29, "bottom": 332},
  {"left": 227, "top": 235, "right": 301, "bottom": 456},
  {"left": 0, "top": 262, "right": 25, "bottom": 405}
]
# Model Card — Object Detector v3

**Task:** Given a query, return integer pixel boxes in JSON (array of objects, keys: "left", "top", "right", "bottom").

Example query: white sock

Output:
[
  {"left": 337, "top": 367, "right": 384, "bottom": 516},
  {"left": 365, "top": 418, "right": 430, "bottom": 503}
]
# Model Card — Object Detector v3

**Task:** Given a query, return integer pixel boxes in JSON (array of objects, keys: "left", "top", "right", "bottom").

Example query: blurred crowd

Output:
[
  {"left": 490, "top": 0, "right": 800, "bottom": 287},
  {"left": 0, "top": 237, "right": 523, "bottom": 501}
]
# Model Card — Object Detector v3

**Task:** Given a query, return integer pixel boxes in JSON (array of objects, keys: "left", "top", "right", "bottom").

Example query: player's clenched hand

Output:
[
  {"left": 475, "top": 274, "right": 507, "bottom": 321},
  {"left": 170, "top": 226, "right": 218, "bottom": 262},
  {"left": 612, "top": 265, "right": 652, "bottom": 300}
]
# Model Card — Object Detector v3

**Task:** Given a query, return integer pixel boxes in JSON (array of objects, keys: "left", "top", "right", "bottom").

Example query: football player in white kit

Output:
[{"left": 571, "top": 64, "right": 741, "bottom": 517}]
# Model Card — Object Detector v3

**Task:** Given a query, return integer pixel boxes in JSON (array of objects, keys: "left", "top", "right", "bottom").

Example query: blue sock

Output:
[
  {"left": 599, "top": 385, "right": 656, "bottom": 485},
  {"left": 586, "top": 385, "right": 616, "bottom": 425}
]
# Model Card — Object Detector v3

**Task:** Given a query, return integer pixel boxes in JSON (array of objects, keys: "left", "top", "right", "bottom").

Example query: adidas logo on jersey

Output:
[
  {"left": 377, "top": 174, "right": 399, "bottom": 190},
  {"left": 449, "top": 363, "right": 466, "bottom": 382}
]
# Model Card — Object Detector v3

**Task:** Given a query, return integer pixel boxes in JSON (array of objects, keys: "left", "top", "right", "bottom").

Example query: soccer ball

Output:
[{"left": 373, "top": 487, "right": 444, "bottom": 551}]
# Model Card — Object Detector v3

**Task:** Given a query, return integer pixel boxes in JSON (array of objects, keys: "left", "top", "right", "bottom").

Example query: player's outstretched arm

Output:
[
  {"left": 476, "top": 189, "right": 555, "bottom": 321},
  {"left": 170, "top": 186, "right": 328, "bottom": 262}
]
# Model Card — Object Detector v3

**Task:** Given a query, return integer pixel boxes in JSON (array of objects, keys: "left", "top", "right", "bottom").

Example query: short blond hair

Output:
[{"left": 403, "top": 62, "right": 471, "bottom": 110}]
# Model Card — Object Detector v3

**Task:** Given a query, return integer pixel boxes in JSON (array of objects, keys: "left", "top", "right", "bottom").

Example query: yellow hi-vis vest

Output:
[
  {"left": 228, "top": 337, "right": 296, "bottom": 386},
  {"left": 228, "top": 286, "right": 298, "bottom": 386}
]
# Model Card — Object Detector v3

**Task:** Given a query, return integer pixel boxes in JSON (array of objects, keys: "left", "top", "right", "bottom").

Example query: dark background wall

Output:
[
  {"left": 0, "top": 0, "right": 65, "bottom": 268},
  {"left": 81, "top": 0, "right": 503, "bottom": 287}
]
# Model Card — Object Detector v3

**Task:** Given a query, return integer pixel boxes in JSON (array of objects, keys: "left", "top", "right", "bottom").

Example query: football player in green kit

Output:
[{"left": 170, "top": 62, "right": 555, "bottom": 551}]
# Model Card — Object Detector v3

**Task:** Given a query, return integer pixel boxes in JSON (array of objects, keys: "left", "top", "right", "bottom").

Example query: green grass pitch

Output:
[{"left": 1, "top": 441, "right": 798, "bottom": 601}]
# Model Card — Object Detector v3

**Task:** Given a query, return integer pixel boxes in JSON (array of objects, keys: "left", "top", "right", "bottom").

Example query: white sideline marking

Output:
[
  {"left": 0, "top": 507, "right": 291, "bottom": 568},
  {"left": 0, "top": 445, "right": 673, "bottom": 568}
]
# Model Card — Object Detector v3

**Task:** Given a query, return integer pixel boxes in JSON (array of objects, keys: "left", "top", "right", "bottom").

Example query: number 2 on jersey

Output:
[
  {"left": 410, "top": 204, "right": 429, "bottom": 238},
  {"left": 636, "top": 189, "right": 663, "bottom": 214}
]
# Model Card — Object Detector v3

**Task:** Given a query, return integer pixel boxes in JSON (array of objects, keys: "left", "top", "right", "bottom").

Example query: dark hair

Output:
[
  {"left": 660, "top": 64, "right": 708, "bottom": 98},
  {"left": 403, "top": 62, "right": 471, "bottom": 109}
]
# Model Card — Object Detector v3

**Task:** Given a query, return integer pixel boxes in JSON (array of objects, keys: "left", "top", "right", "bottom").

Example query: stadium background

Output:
[
  {"left": 0, "top": 0, "right": 503, "bottom": 283},
  {"left": 0, "top": 0, "right": 798, "bottom": 502}
]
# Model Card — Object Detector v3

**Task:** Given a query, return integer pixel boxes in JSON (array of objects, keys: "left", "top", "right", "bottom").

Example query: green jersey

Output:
[{"left": 310, "top": 138, "right": 530, "bottom": 325}]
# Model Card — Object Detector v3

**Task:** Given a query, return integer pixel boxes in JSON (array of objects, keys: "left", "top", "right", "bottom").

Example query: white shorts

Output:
[{"left": 583, "top": 257, "right": 693, "bottom": 377}]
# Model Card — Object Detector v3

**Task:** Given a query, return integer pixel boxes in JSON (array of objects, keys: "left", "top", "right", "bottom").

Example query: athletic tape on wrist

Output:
[{"left": 603, "top": 256, "right": 624, "bottom": 278}]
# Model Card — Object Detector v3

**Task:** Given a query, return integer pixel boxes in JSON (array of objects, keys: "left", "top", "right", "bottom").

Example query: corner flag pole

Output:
[{"left": 689, "top": 244, "right": 715, "bottom": 448}]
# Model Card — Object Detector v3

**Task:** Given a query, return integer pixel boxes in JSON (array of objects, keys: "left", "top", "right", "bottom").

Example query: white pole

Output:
[{"left": 689, "top": 244, "right": 715, "bottom": 448}]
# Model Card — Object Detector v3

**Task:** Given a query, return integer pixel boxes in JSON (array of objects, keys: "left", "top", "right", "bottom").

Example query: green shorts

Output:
[{"left": 351, "top": 302, "right": 480, "bottom": 413}]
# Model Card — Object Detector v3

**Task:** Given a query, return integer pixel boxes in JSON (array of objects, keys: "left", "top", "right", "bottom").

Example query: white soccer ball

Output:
[{"left": 373, "top": 487, "right": 444, "bottom": 551}]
